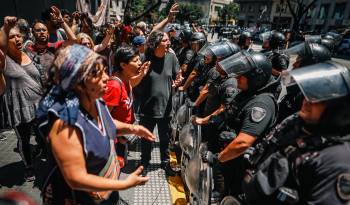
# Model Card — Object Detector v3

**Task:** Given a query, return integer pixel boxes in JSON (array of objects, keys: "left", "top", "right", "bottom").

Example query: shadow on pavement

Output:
[{"left": 0, "top": 161, "right": 26, "bottom": 188}]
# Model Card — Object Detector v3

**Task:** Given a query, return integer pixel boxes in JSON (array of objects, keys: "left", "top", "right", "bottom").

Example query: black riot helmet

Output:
[
  {"left": 238, "top": 31, "right": 252, "bottom": 49},
  {"left": 190, "top": 32, "right": 207, "bottom": 48},
  {"left": 218, "top": 51, "right": 272, "bottom": 92},
  {"left": 205, "top": 41, "right": 241, "bottom": 62},
  {"left": 285, "top": 42, "right": 331, "bottom": 67},
  {"left": 179, "top": 29, "right": 193, "bottom": 43},
  {"left": 283, "top": 61, "right": 350, "bottom": 131},
  {"left": 260, "top": 30, "right": 286, "bottom": 49},
  {"left": 320, "top": 38, "right": 336, "bottom": 54},
  {"left": 231, "top": 28, "right": 241, "bottom": 36},
  {"left": 324, "top": 31, "right": 342, "bottom": 46}
]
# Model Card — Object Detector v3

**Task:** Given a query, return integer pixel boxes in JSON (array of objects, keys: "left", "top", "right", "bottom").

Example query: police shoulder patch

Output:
[{"left": 251, "top": 107, "right": 267, "bottom": 122}]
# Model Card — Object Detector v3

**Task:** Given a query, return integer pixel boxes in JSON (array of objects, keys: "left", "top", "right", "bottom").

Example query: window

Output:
[
  {"left": 248, "top": 5, "right": 254, "bottom": 12},
  {"left": 214, "top": 6, "right": 221, "bottom": 12},
  {"left": 122, "top": 1, "right": 125, "bottom": 9},
  {"left": 333, "top": 3, "right": 346, "bottom": 20},
  {"left": 318, "top": 4, "right": 329, "bottom": 19}
]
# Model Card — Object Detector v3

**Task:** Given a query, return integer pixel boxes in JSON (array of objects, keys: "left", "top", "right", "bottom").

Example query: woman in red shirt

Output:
[{"left": 103, "top": 46, "right": 150, "bottom": 166}]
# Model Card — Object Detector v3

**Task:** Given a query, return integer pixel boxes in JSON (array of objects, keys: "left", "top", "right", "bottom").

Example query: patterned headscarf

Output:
[{"left": 36, "top": 44, "right": 100, "bottom": 125}]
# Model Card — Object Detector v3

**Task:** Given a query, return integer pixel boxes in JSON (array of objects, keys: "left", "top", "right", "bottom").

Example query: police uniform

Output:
[
  {"left": 242, "top": 61, "right": 350, "bottom": 205},
  {"left": 177, "top": 47, "right": 195, "bottom": 80},
  {"left": 215, "top": 50, "right": 278, "bottom": 197}
]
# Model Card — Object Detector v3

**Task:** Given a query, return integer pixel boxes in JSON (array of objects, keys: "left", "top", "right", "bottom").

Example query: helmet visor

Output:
[
  {"left": 304, "top": 35, "right": 321, "bottom": 43},
  {"left": 198, "top": 42, "right": 214, "bottom": 56},
  {"left": 285, "top": 42, "right": 306, "bottom": 56},
  {"left": 284, "top": 61, "right": 350, "bottom": 103},
  {"left": 217, "top": 51, "right": 253, "bottom": 77},
  {"left": 208, "top": 42, "right": 233, "bottom": 59},
  {"left": 259, "top": 31, "right": 271, "bottom": 42}
]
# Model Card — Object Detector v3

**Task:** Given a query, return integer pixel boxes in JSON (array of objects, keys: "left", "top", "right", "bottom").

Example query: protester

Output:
[
  {"left": 136, "top": 30, "right": 182, "bottom": 177},
  {"left": 0, "top": 16, "right": 44, "bottom": 181},
  {"left": 103, "top": 46, "right": 150, "bottom": 167},
  {"left": 36, "top": 45, "right": 155, "bottom": 204}
]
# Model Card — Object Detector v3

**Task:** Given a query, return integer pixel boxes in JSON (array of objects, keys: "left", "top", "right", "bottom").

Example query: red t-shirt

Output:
[
  {"left": 103, "top": 77, "right": 134, "bottom": 124},
  {"left": 28, "top": 40, "right": 64, "bottom": 53}
]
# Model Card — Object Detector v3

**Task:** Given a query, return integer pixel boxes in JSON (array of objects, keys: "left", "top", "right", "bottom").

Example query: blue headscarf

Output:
[{"left": 36, "top": 44, "right": 99, "bottom": 125}]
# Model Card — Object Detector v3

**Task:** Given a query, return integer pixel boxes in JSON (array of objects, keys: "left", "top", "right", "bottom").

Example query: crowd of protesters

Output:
[
  {"left": 0, "top": 3, "right": 184, "bottom": 204},
  {"left": 1, "top": 2, "right": 350, "bottom": 205}
]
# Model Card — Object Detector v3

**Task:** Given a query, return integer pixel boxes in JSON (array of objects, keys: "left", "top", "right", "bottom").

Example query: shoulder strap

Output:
[
  {"left": 25, "top": 50, "right": 45, "bottom": 86},
  {"left": 110, "top": 76, "right": 123, "bottom": 110}
]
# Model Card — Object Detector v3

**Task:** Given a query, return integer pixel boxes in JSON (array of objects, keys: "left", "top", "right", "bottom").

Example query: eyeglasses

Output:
[{"left": 33, "top": 28, "right": 47, "bottom": 33}]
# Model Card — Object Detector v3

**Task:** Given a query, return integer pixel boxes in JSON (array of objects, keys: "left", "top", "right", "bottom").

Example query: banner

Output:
[{"left": 76, "top": 0, "right": 111, "bottom": 27}]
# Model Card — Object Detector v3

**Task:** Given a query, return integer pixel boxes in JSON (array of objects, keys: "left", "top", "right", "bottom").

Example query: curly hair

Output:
[{"left": 145, "top": 30, "right": 165, "bottom": 58}]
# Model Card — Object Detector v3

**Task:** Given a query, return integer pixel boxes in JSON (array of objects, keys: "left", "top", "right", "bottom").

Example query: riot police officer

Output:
[
  {"left": 278, "top": 42, "right": 332, "bottom": 123},
  {"left": 178, "top": 32, "right": 207, "bottom": 100},
  {"left": 177, "top": 29, "right": 195, "bottom": 80},
  {"left": 191, "top": 41, "right": 241, "bottom": 114},
  {"left": 203, "top": 51, "right": 278, "bottom": 198},
  {"left": 242, "top": 61, "right": 350, "bottom": 205},
  {"left": 238, "top": 31, "right": 253, "bottom": 52},
  {"left": 260, "top": 30, "right": 289, "bottom": 76},
  {"left": 231, "top": 28, "right": 241, "bottom": 44}
]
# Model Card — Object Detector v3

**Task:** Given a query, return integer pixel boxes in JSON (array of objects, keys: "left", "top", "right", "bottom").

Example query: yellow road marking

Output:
[{"left": 168, "top": 152, "right": 187, "bottom": 205}]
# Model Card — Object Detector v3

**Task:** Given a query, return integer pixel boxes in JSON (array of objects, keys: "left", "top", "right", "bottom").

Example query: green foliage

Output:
[
  {"left": 218, "top": 2, "right": 240, "bottom": 23},
  {"left": 130, "top": 0, "right": 147, "bottom": 17},
  {"left": 176, "top": 2, "right": 203, "bottom": 24},
  {"left": 159, "top": 0, "right": 176, "bottom": 19}
]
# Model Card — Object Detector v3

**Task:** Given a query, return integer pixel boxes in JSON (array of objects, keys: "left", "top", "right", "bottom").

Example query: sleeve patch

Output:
[{"left": 251, "top": 107, "right": 267, "bottom": 122}]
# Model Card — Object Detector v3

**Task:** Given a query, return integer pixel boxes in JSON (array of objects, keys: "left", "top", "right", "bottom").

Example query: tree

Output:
[
  {"left": 176, "top": 2, "right": 203, "bottom": 24},
  {"left": 124, "top": 0, "right": 162, "bottom": 24},
  {"left": 285, "top": 0, "right": 319, "bottom": 30},
  {"left": 218, "top": 2, "right": 240, "bottom": 25}
]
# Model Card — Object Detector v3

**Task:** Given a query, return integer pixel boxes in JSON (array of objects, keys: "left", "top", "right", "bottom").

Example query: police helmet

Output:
[
  {"left": 218, "top": 51, "right": 272, "bottom": 91},
  {"left": 324, "top": 31, "right": 342, "bottom": 46},
  {"left": 206, "top": 41, "right": 241, "bottom": 61},
  {"left": 320, "top": 38, "right": 336, "bottom": 54},
  {"left": 190, "top": 32, "right": 207, "bottom": 48},
  {"left": 231, "top": 28, "right": 241, "bottom": 36},
  {"left": 283, "top": 61, "right": 350, "bottom": 130},
  {"left": 179, "top": 29, "right": 193, "bottom": 43},
  {"left": 260, "top": 30, "right": 285, "bottom": 49},
  {"left": 238, "top": 31, "right": 252, "bottom": 47},
  {"left": 285, "top": 42, "right": 331, "bottom": 67}
]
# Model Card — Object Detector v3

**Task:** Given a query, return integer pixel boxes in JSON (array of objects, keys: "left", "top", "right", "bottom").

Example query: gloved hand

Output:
[{"left": 202, "top": 151, "right": 219, "bottom": 166}]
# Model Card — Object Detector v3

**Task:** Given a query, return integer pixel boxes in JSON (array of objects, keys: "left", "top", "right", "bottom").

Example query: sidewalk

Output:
[{"left": 0, "top": 128, "right": 175, "bottom": 204}]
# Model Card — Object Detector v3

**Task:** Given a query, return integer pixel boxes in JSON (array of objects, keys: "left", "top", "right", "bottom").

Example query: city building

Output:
[
  {"left": 235, "top": 0, "right": 296, "bottom": 29},
  {"left": 304, "top": 0, "right": 350, "bottom": 32},
  {"left": 209, "top": 0, "right": 234, "bottom": 24},
  {"left": 109, "top": 0, "right": 127, "bottom": 20}
]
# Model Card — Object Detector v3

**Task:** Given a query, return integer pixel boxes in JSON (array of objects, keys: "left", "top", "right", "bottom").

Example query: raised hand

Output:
[
  {"left": 168, "top": 3, "right": 179, "bottom": 22},
  {"left": 50, "top": 6, "right": 64, "bottom": 23},
  {"left": 3, "top": 16, "right": 17, "bottom": 32},
  {"left": 72, "top": 11, "right": 81, "bottom": 21},
  {"left": 139, "top": 61, "right": 151, "bottom": 77}
]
